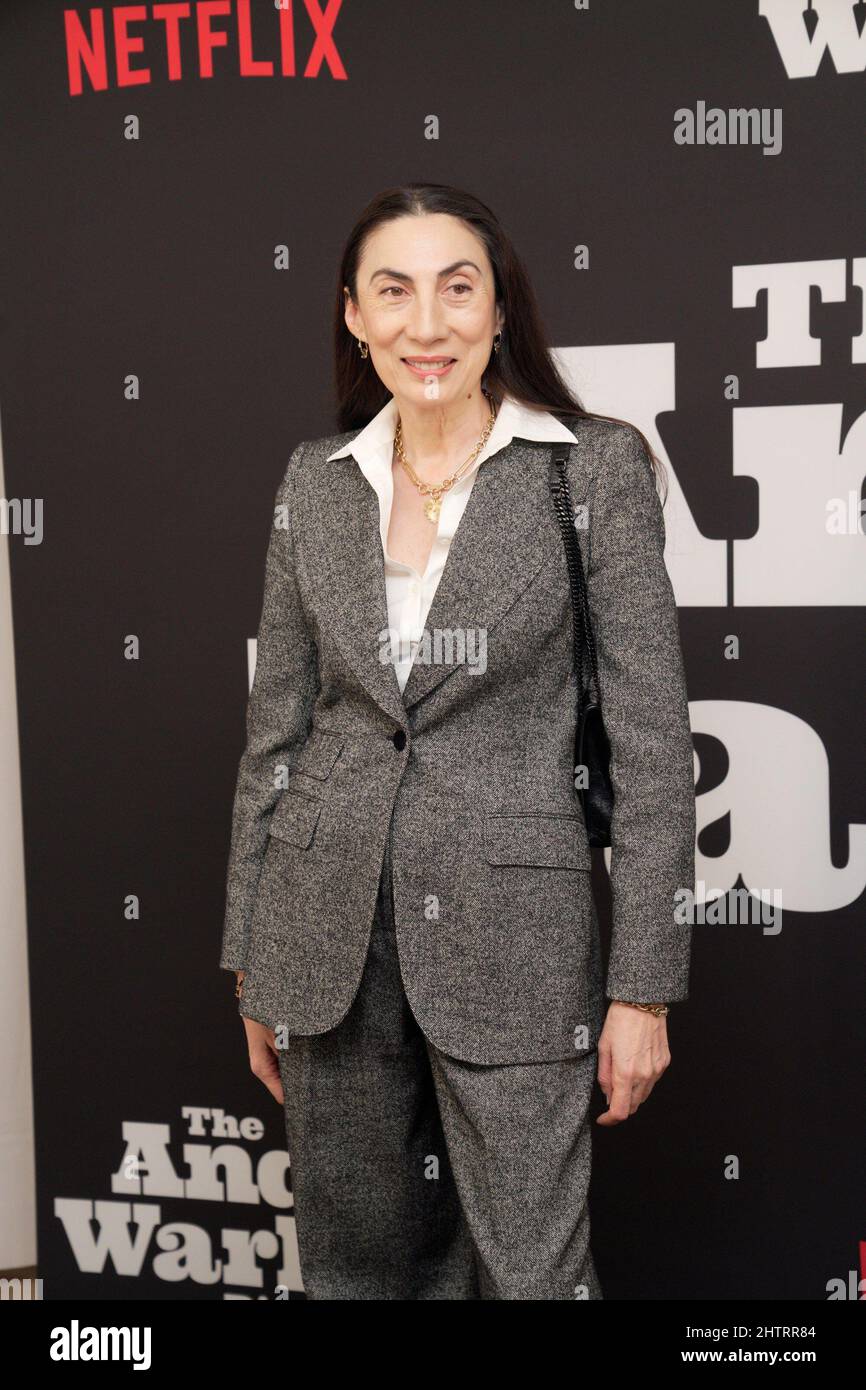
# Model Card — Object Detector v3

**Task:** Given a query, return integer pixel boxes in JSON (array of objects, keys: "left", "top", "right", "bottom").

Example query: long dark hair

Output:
[{"left": 333, "top": 182, "right": 667, "bottom": 501}]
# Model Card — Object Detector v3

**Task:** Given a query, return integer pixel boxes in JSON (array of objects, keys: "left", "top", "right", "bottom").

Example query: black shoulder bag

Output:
[{"left": 549, "top": 430, "right": 613, "bottom": 847}]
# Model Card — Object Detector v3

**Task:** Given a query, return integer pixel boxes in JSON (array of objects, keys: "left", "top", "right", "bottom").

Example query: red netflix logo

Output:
[{"left": 63, "top": 0, "right": 347, "bottom": 95}]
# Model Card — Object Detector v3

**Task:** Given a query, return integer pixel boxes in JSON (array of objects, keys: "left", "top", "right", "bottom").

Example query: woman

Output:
[{"left": 220, "top": 183, "right": 696, "bottom": 1300}]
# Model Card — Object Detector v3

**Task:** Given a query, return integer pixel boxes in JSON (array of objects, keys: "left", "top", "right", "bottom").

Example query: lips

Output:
[{"left": 401, "top": 357, "right": 457, "bottom": 378}]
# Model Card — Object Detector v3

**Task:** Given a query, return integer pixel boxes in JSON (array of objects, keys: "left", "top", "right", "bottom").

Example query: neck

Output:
[{"left": 394, "top": 385, "right": 495, "bottom": 479}]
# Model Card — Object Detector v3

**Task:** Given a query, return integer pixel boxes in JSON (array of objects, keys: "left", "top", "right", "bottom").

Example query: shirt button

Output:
[{"left": 392, "top": 729, "right": 407, "bottom": 751}]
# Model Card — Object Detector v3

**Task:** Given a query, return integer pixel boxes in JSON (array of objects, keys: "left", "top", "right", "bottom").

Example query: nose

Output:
[{"left": 405, "top": 291, "right": 448, "bottom": 344}]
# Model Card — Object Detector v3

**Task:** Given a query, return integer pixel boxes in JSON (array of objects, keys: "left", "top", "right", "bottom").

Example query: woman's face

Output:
[{"left": 345, "top": 213, "right": 503, "bottom": 406}]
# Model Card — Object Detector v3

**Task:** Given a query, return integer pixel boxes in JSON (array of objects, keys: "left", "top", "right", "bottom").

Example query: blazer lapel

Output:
[
  {"left": 401, "top": 439, "right": 557, "bottom": 708},
  {"left": 303, "top": 459, "right": 408, "bottom": 729},
  {"left": 304, "top": 439, "right": 561, "bottom": 723}
]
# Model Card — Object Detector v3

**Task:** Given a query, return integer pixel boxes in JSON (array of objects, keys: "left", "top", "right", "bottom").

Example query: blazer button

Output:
[{"left": 392, "top": 729, "right": 407, "bottom": 750}]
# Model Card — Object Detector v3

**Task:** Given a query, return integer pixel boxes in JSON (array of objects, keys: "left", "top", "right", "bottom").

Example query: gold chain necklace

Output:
[{"left": 393, "top": 390, "right": 497, "bottom": 524}]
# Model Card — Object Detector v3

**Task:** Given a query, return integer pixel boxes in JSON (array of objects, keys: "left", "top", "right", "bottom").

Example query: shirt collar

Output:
[{"left": 325, "top": 391, "right": 578, "bottom": 473}]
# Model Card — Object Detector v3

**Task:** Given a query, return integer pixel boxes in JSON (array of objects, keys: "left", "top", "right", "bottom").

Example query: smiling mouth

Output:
[{"left": 402, "top": 358, "right": 456, "bottom": 366}]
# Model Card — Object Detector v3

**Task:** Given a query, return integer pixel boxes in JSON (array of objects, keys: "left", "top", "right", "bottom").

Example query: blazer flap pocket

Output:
[
  {"left": 484, "top": 812, "right": 592, "bottom": 869},
  {"left": 268, "top": 792, "right": 321, "bottom": 848},
  {"left": 291, "top": 729, "right": 345, "bottom": 780}
]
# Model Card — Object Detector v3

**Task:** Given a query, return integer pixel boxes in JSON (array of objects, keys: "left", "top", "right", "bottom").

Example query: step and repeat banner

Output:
[{"left": 0, "top": 0, "right": 863, "bottom": 1299}]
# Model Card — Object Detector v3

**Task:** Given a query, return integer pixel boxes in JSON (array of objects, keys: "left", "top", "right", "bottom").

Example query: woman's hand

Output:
[
  {"left": 234, "top": 975, "right": 284, "bottom": 1104},
  {"left": 595, "top": 1002, "right": 671, "bottom": 1124},
  {"left": 241, "top": 1016, "right": 285, "bottom": 1105}
]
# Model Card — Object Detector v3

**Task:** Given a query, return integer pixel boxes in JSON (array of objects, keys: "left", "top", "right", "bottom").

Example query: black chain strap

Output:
[{"left": 549, "top": 431, "right": 600, "bottom": 716}]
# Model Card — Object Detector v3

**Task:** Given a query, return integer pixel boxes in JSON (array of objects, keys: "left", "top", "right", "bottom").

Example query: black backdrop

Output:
[{"left": 1, "top": 0, "right": 864, "bottom": 1300}]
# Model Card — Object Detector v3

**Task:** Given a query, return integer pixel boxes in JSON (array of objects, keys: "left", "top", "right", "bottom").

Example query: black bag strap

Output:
[{"left": 549, "top": 422, "right": 601, "bottom": 714}]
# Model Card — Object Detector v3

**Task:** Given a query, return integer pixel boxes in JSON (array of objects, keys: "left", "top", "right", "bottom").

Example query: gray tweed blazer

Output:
[{"left": 219, "top": 418, "right": 696, "bottom": 1064}]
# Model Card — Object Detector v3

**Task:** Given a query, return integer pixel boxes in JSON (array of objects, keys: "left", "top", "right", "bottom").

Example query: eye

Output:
[
  {"left": 449, "top": 283, "right": 472, "bottom": 295},
  {"left": 381, "top": 286, "right": 406, "bottom": 298}
]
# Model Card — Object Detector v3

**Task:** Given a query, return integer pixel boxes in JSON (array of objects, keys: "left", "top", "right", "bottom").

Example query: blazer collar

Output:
[
  {"left": 325, "top": 391, "right": 579, "bottom": 470},
  {"left": 308, "top": 394, "right": 579, "bottom": 725}
]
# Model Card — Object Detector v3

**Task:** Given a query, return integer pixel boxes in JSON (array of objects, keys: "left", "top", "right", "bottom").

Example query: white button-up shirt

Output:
[{"left": 326, "top": 392, "right": 579, "bottom": 693}]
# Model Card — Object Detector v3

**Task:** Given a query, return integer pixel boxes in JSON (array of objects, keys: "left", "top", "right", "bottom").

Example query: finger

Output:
[
  {"left": 635, "top": 1050, "right": 670, "bottom": 1104},
  {"left": 251, "top": 1045, "right": 280, "bottom": 1079},
  {"left": 253, "top": 1056, "right": 284, "bottom": 1103},
  {"left": 628, "top": 1078, "right": 651, "bottom": 1114},
  {"left": 596, "top": 1039, "right": 612, "bottom": 1102},
  {"left": 270, "top": 1041, "right": 287, "bottom": 1104},
  {"left": 596, "top": 1073, "right": 633, "bottom": 1125},
  {"left": 630, "top": 1060, "right": 669, "bottom": 1111}
]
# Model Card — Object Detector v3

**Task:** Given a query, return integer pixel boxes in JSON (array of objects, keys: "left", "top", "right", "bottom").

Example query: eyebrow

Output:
[{"left": 368, "top": 259, "right": 482, "bottom": 285}]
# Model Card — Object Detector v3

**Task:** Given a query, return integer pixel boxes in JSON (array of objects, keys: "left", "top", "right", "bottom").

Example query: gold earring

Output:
[
  {"left": 357, "top": 338, "right": 369, "bottom": 358},
  {"left": 492, "top": 331, "right": 502, "bottom": 353}
]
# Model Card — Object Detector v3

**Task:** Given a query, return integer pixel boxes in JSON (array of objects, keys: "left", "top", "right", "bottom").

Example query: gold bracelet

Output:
[{"left": 610, "top": 999, "right": 669, "bottom": 1017}]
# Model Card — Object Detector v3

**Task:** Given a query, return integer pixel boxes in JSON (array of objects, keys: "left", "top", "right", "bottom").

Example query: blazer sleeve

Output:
[
  {"left": 218, "top": 442, "right": 320, "bottom": 973},
  {"left": 585, "top": 423, "right": 696, "bottom": 1003}
]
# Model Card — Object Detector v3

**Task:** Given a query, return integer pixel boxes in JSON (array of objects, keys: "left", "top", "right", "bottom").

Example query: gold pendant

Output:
[{"left": 424, "top": 496, "right": 441, "bottom": 523}]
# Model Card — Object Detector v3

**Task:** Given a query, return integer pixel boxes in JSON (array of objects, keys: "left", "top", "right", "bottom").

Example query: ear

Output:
[{"left": 343, "top": 286, "right": 362, "bottom": 339}]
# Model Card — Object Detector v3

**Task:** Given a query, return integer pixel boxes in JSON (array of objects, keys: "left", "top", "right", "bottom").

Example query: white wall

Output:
[{"left": 0, "top": 416, "right": 35, "bottom": 1269}]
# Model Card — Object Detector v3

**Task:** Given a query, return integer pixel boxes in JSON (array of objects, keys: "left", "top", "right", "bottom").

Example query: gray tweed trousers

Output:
[{"left": 276, "top": 822, "right": 603, "bottom": 1301}]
